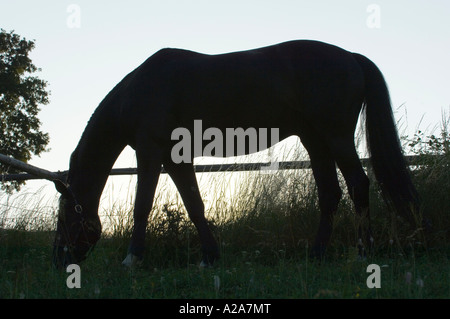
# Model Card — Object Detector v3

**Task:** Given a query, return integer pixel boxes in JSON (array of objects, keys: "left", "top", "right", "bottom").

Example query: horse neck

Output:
[{"left": 67, "top": 103, "right": 126, "bottom": 214}]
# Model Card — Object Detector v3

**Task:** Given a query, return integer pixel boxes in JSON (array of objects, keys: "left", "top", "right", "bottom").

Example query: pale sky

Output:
[{"left": 1, "top": 1, "right": 449, "bottom": 204}]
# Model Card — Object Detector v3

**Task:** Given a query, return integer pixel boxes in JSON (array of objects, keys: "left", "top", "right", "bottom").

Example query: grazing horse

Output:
[{"left": 53, "top": 40, "right": 421, "bottom": 268}]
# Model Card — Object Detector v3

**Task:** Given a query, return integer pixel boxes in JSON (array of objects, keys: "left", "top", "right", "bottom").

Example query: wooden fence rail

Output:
[{"left": 0, "top": 153, "right": 432, "bottom": 183}]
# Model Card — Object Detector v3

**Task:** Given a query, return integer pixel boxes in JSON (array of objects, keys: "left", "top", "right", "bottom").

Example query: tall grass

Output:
[{"left": 0, "top": 185, "right": 57, "bottom": 231}]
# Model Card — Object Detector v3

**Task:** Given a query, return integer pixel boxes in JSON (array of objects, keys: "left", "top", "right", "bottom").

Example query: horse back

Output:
[{"left": 122, "top": 40, "right": 364, "bottom": 146}]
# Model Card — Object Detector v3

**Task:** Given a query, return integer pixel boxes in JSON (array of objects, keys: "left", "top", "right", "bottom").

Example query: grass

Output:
[
  {"left": 1, "top": 229, "right": 448, "bottom": 299},
  {"left": 1, "top": 116, "right": 449, "bottom": 299}
]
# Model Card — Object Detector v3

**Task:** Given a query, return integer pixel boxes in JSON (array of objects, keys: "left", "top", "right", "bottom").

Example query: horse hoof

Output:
[{"left": 122, "top": 253, "right": 142, "bottom": 268}]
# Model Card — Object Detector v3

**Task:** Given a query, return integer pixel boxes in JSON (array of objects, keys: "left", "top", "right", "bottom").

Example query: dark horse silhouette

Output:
[{"left": 53, "top": 40, "right": 421, "bottom": 268}]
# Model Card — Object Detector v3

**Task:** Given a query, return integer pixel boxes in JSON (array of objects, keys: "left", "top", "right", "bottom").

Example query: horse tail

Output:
[{"left": 352, "top": 53, "right": 420, "bottom": 226}]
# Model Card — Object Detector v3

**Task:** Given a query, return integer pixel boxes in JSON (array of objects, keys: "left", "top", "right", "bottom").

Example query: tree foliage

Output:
[{"left": 0, "top": 29, "right": 50, "bottom": 192}]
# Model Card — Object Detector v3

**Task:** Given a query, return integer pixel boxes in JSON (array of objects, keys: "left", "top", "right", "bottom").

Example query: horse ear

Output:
[{"left": 54, "top": 179, "right": 70, "bottom": 197}]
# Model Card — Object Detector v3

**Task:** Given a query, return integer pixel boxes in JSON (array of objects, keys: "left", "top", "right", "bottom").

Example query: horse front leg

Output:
[
  {"left": 123, "top": 148, "right": 162, "bottom": 267},
  {"left": 163, "top": 160, "right": 219, "bottom": 267}
]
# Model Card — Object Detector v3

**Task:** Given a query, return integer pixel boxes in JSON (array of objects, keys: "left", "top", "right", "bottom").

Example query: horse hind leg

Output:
[
  {"left": 163, "top": 160, "right": 219, "bottom": 267},
  {"left": 301, "top": 135, "right": 342, "bottom": 259},
  {"left": 331, "top": 137, "right": 373, "bottom": 257}
]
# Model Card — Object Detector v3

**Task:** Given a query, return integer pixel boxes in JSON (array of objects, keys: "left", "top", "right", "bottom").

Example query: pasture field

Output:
[
  {"left": 0, "top": 228, "right": 449, "bottom": 299},
  {"left": 1, "top": 123, "right": 449, "bottom": 299}
]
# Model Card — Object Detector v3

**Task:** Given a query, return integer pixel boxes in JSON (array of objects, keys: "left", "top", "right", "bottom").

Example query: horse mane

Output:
[{"left": 67, "top": 69, "right": 137, "bottom": 184}]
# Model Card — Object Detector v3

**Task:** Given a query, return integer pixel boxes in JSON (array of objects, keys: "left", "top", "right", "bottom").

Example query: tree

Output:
[{"left": 0, "top": 29, "right": 50, "bottom": 192}]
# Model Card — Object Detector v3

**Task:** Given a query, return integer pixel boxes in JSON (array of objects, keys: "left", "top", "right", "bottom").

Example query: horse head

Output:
[{"left": 52, "top": 179, "right": 101, "bottom": 268}]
